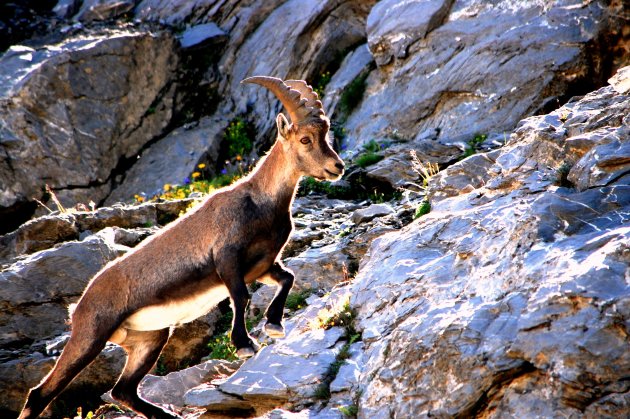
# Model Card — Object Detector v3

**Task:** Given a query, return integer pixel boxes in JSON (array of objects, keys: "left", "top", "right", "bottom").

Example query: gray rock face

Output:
[
  {"left": 0, "top": 200, "right": 193, "bottom": 266},
  {"left": 351, "top": 80, "right": 630, "bottom": 418},
  {"left": 74, "top": 0, "right": 136, "bottom": 22},
  {"left": 105, "top": 116, "right": 227, "bottom": 204},
  {"left": 186, "top": 290, "right": 351, "bottom": 415},
  {"left": 0, "top": 30, "right": 179, "bottom": 213},
  {"left": 343, "top": 0, "right": 624, "bottom": 186},
  {"left": 228, "top": 0, "right": 375, "bottom": 137},
  {"left": 367, "top": 0, "right": 454, "bottom": 66},
  {"left": 140, "top": 359, "right": 241, "bottom": 407},
  {"left": 178, "top": 22, "right": 227, "bottom": 50},
  {"left": 322, "top": 43, "right": 374, "bottom": 119},
  {"left": 0, "top": 231, "right": 124, "bottom": 349},
  {"left": 350, "top": 203, "right": 394, "bottom": 225}
]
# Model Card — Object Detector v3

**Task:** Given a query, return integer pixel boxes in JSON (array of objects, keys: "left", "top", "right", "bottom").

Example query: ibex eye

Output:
[{"left": 300, "top": 137, "right": 311, "bottom": 145}]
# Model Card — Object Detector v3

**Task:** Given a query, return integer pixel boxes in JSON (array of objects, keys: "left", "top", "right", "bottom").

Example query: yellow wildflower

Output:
[
  {"left": 163, "top": 183, "right": 171, "bottom": 192},
  {"left": 134, "top": 194, "right": 145, "bottom": 203},
  {"left": 192, "top": 172, "right": 201, "bottom": 178},
  {"left": 197, "top": 163, "right": 206, "bottom": 169},
  {"left": 236, "top": 155, "right": 242, "bottom": 161}
]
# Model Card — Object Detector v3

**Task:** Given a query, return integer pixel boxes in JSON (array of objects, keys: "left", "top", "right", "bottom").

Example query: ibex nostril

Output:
[{"left": 335, "top": 162, "right": 345, "bottom": 171}]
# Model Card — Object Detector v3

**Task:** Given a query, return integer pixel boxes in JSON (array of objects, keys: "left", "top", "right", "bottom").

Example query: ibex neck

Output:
[{"left": 248, "top": 141, "right": 300, "bottom": 210}]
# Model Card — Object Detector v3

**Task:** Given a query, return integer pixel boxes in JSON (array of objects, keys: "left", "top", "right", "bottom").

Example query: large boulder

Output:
[
  {"left": 0, "top": 30, "right": 179, "bottom": 230},
  {"left": 0, "top": 230, "right": 124, "bottom": 349},
  {"left": 351, "top": 74, "right": 630, "bottom": 418},
  {"left": 341, "top": 0, "right": 625, "bottom": 186}
]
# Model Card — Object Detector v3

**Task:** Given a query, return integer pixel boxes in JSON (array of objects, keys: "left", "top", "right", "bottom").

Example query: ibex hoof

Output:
[
  {"left": 236, "top": 347, "right": 256, "bottom": 359},
  {"left": 264, "top": 322, "right": 285, "bottom": 338}
]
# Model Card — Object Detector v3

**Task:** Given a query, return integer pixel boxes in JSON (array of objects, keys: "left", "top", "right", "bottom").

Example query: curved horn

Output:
[
  {"left": 285, "top": 80, "right": 324, "bottom": 111},
  {"left": 241, "top": 76, "right": 323, "bottom": 125}
]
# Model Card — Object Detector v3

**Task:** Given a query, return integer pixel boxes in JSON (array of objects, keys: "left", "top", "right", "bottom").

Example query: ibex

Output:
[{"left": 19, "top": 76, "right": 344, "bottom": 419}]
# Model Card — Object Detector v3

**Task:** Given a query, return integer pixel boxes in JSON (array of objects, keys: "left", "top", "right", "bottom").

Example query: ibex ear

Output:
[{"left": 276, "top": 113, "right": 291, "bottom": 140}]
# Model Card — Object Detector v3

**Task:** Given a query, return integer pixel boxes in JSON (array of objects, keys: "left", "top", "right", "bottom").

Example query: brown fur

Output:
[{"left": 18, "top": 83, "right": 344, "bottom": 418}]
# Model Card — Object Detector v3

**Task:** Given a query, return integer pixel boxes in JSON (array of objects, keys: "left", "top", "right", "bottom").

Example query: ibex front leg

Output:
[
  {"left": 217, "top": 259, "right": 258, "bottom": 359},
  {"left": 263, "top": 262, "right": 295, "bottom": 339}
]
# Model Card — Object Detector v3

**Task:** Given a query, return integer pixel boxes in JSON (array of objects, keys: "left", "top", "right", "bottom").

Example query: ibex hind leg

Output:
[
  {"left": 18, "top": 327, "right": 110, "bottom": 419},
  {"left": 111, "top": 328, "right": 180, "bottom": 419}
]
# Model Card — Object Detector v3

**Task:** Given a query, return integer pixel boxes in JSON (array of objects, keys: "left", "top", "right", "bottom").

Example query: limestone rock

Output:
[
  {"left": 343, "top": 0, "right": 624, "bottom": 188},
  {"left": 367, "top": 0, "right": 454, "bottom": 66},
  {"left": 0, "top": 232, "right": 124, "bottom": 349},
  {"left": 0, "top": 30, "right": 179, "bottom": 220},
  {"left": 322, "top": 44, "right": 374, "bottom": 119},
  {"left": 0, "top": 200, "right": 193, "bottom": 266},
  {"left": 349, "top": 78, "right": 630, "bottom": 418},
  {"left": 179, "top": 22, "right": 228, "bottom": 50},
  {"left": 329, "top": 342, "right": 364, "bottom": 394},
  {"left": 74, "top": 0, "right": 136, "bottom": 22},
  {"left": 609, "top": 65, "right": 630, "bottom": 94},
  {"left": 105, "top": 117, "right": 227, "bottom": 205},
  {"left": 350, "top": 203, "right": 394, "bottom": 225},
  {"left": 228, "top": 0, "right": 375, "bottom": 138},
  {"left": 285, "top": 243, "right": 350, "bottom": 291},
  {"left": 139, "top": 359, "right": 241, "bottom": 407},
  {"left": 53, "top": 0, "right": 82, "bottom": 19}
]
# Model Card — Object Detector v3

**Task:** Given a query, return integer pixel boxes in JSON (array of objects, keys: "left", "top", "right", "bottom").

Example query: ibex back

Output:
[{"left": 19, "top": 76, "right": 344, "bottom": 419}]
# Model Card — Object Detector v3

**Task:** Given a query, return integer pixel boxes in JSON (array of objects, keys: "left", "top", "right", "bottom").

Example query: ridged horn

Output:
[
  {"left": 241, "top": 76, "right": 324, "bottom": 125},
  {"left": 285, "top": 80, "right": 324, "bottom": 111}
]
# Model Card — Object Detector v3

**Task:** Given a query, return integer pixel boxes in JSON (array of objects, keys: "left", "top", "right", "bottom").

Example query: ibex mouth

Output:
[{"left": 324, "top": 169, "right": 343, "bottom": 179}]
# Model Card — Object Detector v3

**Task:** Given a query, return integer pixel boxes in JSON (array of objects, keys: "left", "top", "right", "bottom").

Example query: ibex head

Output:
[{"left": 242, "top": 76, "right": 345, "bottom": 181}]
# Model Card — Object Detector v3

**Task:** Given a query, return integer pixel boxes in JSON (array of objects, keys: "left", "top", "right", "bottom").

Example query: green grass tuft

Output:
[
  {"left": 354, "top": 152, "right": 383, "bottom": 168},
  {"left": 339, "top": 404, "right": 358, "bottom": 417},
  {"left": 225, "top": 117, "right": 253, "bottom": 159},
  {"left": 285, "top": 289, "right": 313, "bottom": 312},
  {"left": 414, "top": 200, "right": 431, "bottom": 219},
  {"left": 462, "top": 133, "right": 487, "bottom": 158},
  {"left": 339, "top": 72, "right": 368, "bottom": 117}
]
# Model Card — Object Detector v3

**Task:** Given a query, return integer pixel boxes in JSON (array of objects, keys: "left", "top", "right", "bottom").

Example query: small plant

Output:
[
  {"left": 138, "top": 163, "right": 241, "bottom": 205},
  {"left": 337, "top": 227, "right": 352, "bottom": 238},
  {"left": 462, "top": 133, "right": 487, "bottom": 158},
  {"left": 414, "top": 199, "right": 431, "bottom": 219},
  {"left": 354, "top": 140, "right": 388, "bottom": 168},
  {"left": 224, "top": 117, "right": 253, "bottom": 159},
  {"left": 331, "top": 123, "right": 346, "bottom": 151},
  {"left": 338, "top": 404, "right": 358, "bottom": 417},
  {"left": 206, "top": 311, "right": 238, "bottom": 361},
  {"left": 313, "top": 71, "right": 332, "bottom": 98},
  {"left": 354, "top": 152, "right": 383, "bottom": 168},
  {"left": 555, "top": 161, "right": 574, "bottom": 188},
  {"left": 313, "top": 299, "right": 357, "bottom": 337},
  {"left": 339, "top": 72, "right": 368, "bottom": 117},
  {"left": 206, "top": 309, "right": 263, "bottom": 361},
  {"left": 285, "top": 289, "right": 314, "bottom": 312},
  {"left": 298, "top": 176, "right": 353, "bottom": 198},
  {"left": 311, "top": 301, "right": 361, "bottom": 403},
  {"left": 154, "top": 355, "right": 168, "bottom": 376},
  {"left": 207, "top": 333, "right": 238, "bottom": 361},
  {"left": 410, "top": 150, "right": 440, "bottom": 190},
  {"left": 71, "top": 407, "right": 94, "bottom": 419}
]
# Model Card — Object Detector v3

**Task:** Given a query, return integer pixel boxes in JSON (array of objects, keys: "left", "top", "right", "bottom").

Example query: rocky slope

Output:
[{"left": 0, "top": 0, "right": 628, "bottom": 418}]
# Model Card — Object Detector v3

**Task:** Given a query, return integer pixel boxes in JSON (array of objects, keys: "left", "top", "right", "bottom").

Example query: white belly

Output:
[{"left": 121, "top": 285, "right": 230, "bottom": 331}]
